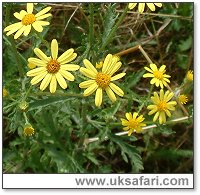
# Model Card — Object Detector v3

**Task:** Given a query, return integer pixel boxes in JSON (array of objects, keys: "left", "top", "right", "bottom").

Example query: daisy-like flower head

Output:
[
  {"left": 24, "top": 124, "right": 35, "bottom": 136},
  {"left": 147, "top": 89, "right": 177, "bottom": 124},
  {"left": 143, "top": 64, "right": 171, "bottom": 88},
  {"left": 128, "top": 3, "right": 162, "bottom": 13},
  {"left": 4, "top": 3, "right": 52, "bottom": 39},
  {"left": 178, "top": 94, "right": 188, "bottom": 105},
  {"left": 121, "top": 112, "right": 146, "bottom": 136},
  {"left": 26, "top": 39, "right": 79, "bottom": 93},
  {"left": 79, "top": 54, "right": 126, "bottom": 107},
  {"left": 186, "top": 70, "right": 193, "bottom": 82}
]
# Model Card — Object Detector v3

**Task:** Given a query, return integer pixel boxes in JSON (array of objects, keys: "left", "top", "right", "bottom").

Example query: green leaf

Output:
[
  {"left": 101, "top": 4, "right": 119, "bottom": 47},
  {"left": 178, "top": 36, "right": 192, "bottom": 52},
  {"left": 110, "top": 134, "right": 144, "bottom": 172},
  {"left": 28, "top": 96, "right": 75, "bottom": 111}
]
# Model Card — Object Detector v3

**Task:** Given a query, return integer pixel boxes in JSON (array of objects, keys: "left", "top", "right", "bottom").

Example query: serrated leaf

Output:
[
  {"left": 101, "top": 4, "right": 119, "bottom": 46},
  {"left": 178, "top": 36, "right": 192, "bottom": 52},
  {"left": 110, "top": 134, "right": 144, "bottom": 172}
]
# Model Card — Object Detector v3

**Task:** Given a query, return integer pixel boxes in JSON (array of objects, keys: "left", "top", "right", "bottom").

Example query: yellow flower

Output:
[
  {"left": 79, "top": 54, "right": 126, "bottom": 107},
  {"left": 147, "top": 89, "right": 177, "bottom": 124},
  {"left": 24, "top": 124, "right": 35, "bottom": 136},
  {"left": 178, "top": 94, "right": 188, "bottom": 104},
  {"left": 26, "top": 39, "right": 79, "bottom": 93},
  {"left": 3, "top": 88, "right": 8, "bottom": 97},
  {"left": 19, "top": 101, "right": 29, "bottom": 112},
  {"left": 121, "top": 112, "right": 146, "bottom": 136},
  {"left": 128, "top": 3, "right": 162, "bottom": 13},
  {"left": 4, "top": 3, "right": 52, "bottom": 39},
  {"left": 186, "top": 70, "right": 193, "bottom": 81},
  {"left": 143, "top": 64, "right": 171, "bottom": 88}
]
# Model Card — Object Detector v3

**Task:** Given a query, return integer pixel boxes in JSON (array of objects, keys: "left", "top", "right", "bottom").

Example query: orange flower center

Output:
[
  {"left": 22, "top": 14, "right": 36, "bottom": 25},
  {"left": 46, "top": 59, "right": 60, "bottom": 73},
  {"left": 95, "top": 72, "right": 111, "bottom": 89},
  {"left": 153, "top": 71, "right": 163, "bottom": 80},
  {"left": 157, "top": 101, "right": 167, "bottom": 111}
]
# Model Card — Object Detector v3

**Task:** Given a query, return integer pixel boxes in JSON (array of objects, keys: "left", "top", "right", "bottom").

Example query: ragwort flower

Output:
[
  {"left": 128, "top": 3, "right": 162, "bottom": 13},
  {"left": 178, "top": 94, "right": 188, "bottom": 105},
  {"left": 27, "top": 39, "right": 79, "bottom": 93},
  {"left": 79, "top": 54, "right": 126, "bottom": 107},
  {"left": 121, "top": 112, "right": 146, "bottom": 136},
  {"left": 4, "top": 3, "right": 52, "bottom": 39},
  {"left": 143, "top": 64, "right": 171, "bottom": 88},
  {"left": 24, "top": 124, "right": 35, "bottom": 136},
  {"left": 147, "top": 89, "right": 177, "bottom": 124}
]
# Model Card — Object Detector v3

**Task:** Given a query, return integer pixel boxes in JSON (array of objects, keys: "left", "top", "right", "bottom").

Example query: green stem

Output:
[
  {"left": 99, "top": 5, "right": 128, "bottom": 52},
  {"left": 8, "top": 37, "right": 24, "bottom": 77},
  {"left": 35, "top": 31, "right": 50, "bottom": 49},
  {"left": 24, "top": 85, "right": 32, "bottom": 100},
  {"left": 89, "top": 3, "right": 94, "bottom": 48},
  {"left": 33, "top": 91, "right": 84, "bottom": 98},
  {"left": 23, "top": 112, "right": 29, "bottom": 124}
]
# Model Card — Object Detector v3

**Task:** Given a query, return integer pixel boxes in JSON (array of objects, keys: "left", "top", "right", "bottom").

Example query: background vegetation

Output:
[{"left": 3, "top": 3, "right": 193, "bottom": 173}]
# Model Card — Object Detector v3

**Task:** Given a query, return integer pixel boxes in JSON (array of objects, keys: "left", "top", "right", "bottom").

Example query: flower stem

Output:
[
  {"left": 35, "top": 31, "right": 50, "bottom": 49},
  {"left": 138, "top": 45, "right": 153, "bottom": 64},
  {"left": 89, "top": 3, "right": 94, "bottom": 48}
]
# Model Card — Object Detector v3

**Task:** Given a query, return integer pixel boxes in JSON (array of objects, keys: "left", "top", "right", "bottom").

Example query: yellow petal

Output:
[
  {"left": 36, "top": 13, "right": 52, "bottom": 20},
  {"left": 128, "top": 3, "right": 137, "bottom": 10},
  {"left": 27, "top": 3, "right": 34, "bottom": 14},
  {"left": 79, "top": 80, "right": 95, "bottom": 88},
  {"left": 30, "top": 71, "right": 47, "bottom": 85},
  {"left": 143, "top": 73, "right": 154, "bottom": 78},
  {"left": 57, "top": 49, "right": 74, "bottom": 63},
  {"left": 23, "top": 25, "right": 31, "bottom": 36},
  {"left": 34, "top": 20, "right": 50, "bottom": 26},
  {"left": 159, "top": 65, "right": 166, "bottom": 72},
  {"left": 111, "top": 73, "right": 126, "bottom": 81},
  {"left": 19, "top": 10, "right": 27, "bottom": 18},
  {"left": 28, "top": 58, "right": 47, "bottom": 66},
  {"left": 150, "top": 64, "right": 158, "bottom": 71},
  {"left": 126, "top": 112, "right": 132, "bottom": 120},
  {"left": 102, "top": 54, "right": 112, "bottom": 73},
  {"left": 59, "top": 53, "right": 77, "bottom": 64},
  {"left": 153, "top": 111, "right": 159, "bottom": 122},
  {"left": 13, "top": 12, "right": 23, "bottom": 20},
  {"left": 27, "top": 67, "right": 46, "bottom": 76},
  {"left": 83, "top": 59, "right": 97, "bottom": 74},
  {"left": 80, "top": 67, "right": 96, "bottom": 79},
  {"left": 40, "top": 74, "right": 52, "bottom": 91},
  {"left": 160, "top": 89, "right": 164, "bottom": 100},
  {"left": 60, "top": 64, "right": 80, "bottom": 71},
  {"left": 146, "top": 3, "right": 155, "bottom": 11},
  {"left": 6, "top": 24, "right": 23, "bottom": 36},
  {"left": 154, "top": 3, "right": 162, "bottom": 8},
  {"left": 4, "top": 22, "right": 23, "bottom": 32},
  {"left": 34, "top": 48, "right": 49, "bottom": 62},
  {"left": 55, "top": 72, "right": 67, "bottom": 89},
  {"left": 50, "top": 75, "right": 57, "bottom": 93},
  {"left": 144, "top": 66, "right": 153, "bottom": 73},
  {"left": 32, "top": 21, "right": 43, "bottom": 32},
  {"left": 148, "top": 108, "right": 157, "bottom": 115},
  {"left": 150, "top": 78, "right": 157, "bottom": 84},
  {"left": 105, "top": 86, "right": 116, "bottom": 102},
  {"left": 95, "top": 88, "right": 103, "bottom": 107},
  {"left": 123, "top": 127, "right": 129, "bottom": 131},
  {"left": 107, "top": 62, "right": 122, "bottom": 76},
  {"left": 83, "top": 83, "right": 98, "bottom": 96},
  {"left": 132, "top": 112, "right": 138, "bottom": 120},
  {"left": 51, "top": 39, "right": 58, "bottom": 60},
  {"left": 138, "top": 3, "right": 145, "bottom": 13},
  {"left": 59, "top": 69, "right": 75, "bottom": 81},
  {"left": 14, "top": 25, "right": 26, "bottom": 39},
  {"left": 109, "top": 83, "right": 124, "bottom": 97},
  {"left": 165, "top": 110, "right": 171, "bottom": 117},
  {"left": 35, "top": 7, "right": 52, "bottom": 17}
]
